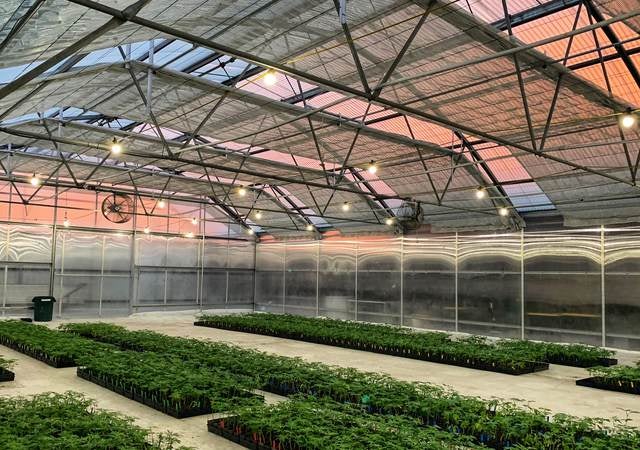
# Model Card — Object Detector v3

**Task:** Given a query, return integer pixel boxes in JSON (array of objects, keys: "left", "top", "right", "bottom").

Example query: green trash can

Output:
[{"left": 32, "top": 296, "right": 56, "bottom": 322}]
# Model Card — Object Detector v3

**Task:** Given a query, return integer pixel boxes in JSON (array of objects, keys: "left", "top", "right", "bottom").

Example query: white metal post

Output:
[
  {"left": 98, "top": 235, "right": 105, "bottom": 317},
  {"left": 454, "top": 232, "right": 458, "bottom": 332},
  {"left": 282, "top": 242, "right": 286, "bottom": 313},
  {"left": 520, "top": 229, "right": 525, "bottom": 339},
  {"left": 355, "top": 240, "right": 359, "bottom": 321},
  {"left": 400, "top": 236, "right": 404, "bottom": 327},
  {"left": 48, "top": 185, "right": 59, "bottom": 297},
  {"left": 601, "top": 225, "right": 606, "bottom": 347},
  {"left": 316, "top": 240, "right": 320, "bottom": 317},
  {"left": 129, "top": 198, "right": 138, "bottom": 315}
]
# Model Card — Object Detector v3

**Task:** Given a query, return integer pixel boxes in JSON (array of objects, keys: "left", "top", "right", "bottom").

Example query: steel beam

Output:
[
  {"left": 585, "top": 0, "right": 640, "bottom": 90},
  {"left": 0, "top": 0, "right": 151, "bottom": 102}
]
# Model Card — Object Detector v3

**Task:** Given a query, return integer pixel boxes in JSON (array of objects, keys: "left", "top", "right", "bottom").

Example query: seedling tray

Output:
[
  {"left": 547, "top": 356, "right": 618, "bottom": 368},
  {"left": 0, "top": 335, "right": 76, "bottom": 368},
  {"left": 77, "top": 367, "right": 213, "bottom": 418},
  {"left": 0, "top": 367, "right": 15, "bottom": 382},
  {"left": 194, "top": 321, "right": 549, "bottom": 375},
  {"left": 207, "top": 418, "right": 284, "bottom": 450},
  {"left": 576, "top": 376, "right": 640, "bottom": 395}
]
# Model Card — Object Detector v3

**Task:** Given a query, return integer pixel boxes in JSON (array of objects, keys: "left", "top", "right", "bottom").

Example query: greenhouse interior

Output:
[{"left": 1, "top": 0, "right": 640, "bottom": 449}]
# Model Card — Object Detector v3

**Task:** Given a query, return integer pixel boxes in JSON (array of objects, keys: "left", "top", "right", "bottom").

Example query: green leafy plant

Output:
[
  {"left": 76, "top": 349, "right": 264, "bottom": 417},
  {"left": 62, "top": 322, "right": 640, "bottom": 449},
  {"left": 215, "top": 395, "right": 483, "bottom": 449},
  {"left": 195, "top": 313, "right": 615, "bottom": 372},
  {"left": 589, "top": 362, "right": 640, "bottom": 383},
  {"left": 0, "top": 391, "right": 190, "bottom": 449},
  {"left": 0, "top": 320, "right": 113, "bottom": 367}
]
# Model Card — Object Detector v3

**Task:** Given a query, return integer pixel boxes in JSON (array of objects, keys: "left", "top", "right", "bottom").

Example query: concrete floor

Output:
[{"left": 1, "top": 310, "right": 639, "bottom": 449}]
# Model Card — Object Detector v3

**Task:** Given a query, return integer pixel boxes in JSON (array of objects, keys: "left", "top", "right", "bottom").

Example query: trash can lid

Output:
[{"left": 32, "top": 296, "right": 56, "bottom": 302}]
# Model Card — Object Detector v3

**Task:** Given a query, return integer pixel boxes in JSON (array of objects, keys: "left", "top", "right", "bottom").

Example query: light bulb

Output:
[
  {"left": 367, "top": 161, "right": 378, "bottom": 175},
  {"left": 306, "top": 224, "right": 314, "bottom": 231},
  {"left": 342, "top": 202, "right": 350, "bottom": 212},
  {"left": 185, "top": 232, "right": 194, "bottom": 238},
  {"left": 30, "top": 174, "right": 40, "bottom": 186},
  {"left": 255, "top": 211, "right": 262, "bottom": 220},
  {"left": 621, "top": 113, "right": 637, "bottom": 129},
  {"left": 157, "top": 199, "right": 166, "bottom": 209},
  {"left": 385, "top": 217, "right": 394, "bottom": 226},
  {"left": 238, "top": 186, "right": 247, "bottom": 197},
  {"left": 247, "top": 228, "right": 254, "bottom": 235},
  {"left": 110, "top": 138, "right": 122, "bottom": 155},
  {"left": 475, "top": 187, "right": 486, "bottom": 199},
  {"left": 499, "top": 207, "right": 509, "bottom": 217},
  {"left": 143, "top": 226, "right": 150, "bottom": 234},
  {"left": 63, "top": 219, "right": 70, "bottom": 228},
  {"left": 191, "top": 217, "right": 198, "bottom": 225},
  {"left": 263, "top": 70, "right": 278, "bottom": 86}
]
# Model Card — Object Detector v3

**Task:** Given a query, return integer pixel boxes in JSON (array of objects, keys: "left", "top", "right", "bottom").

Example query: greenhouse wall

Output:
[
  {"left": 0, "top": 184, "right": 256, "bottom": 317},
  {"left": 254, "top": 228, "right": 640, "bottom": 351},
  {"left": 0, "top": 223, "right": 254, "bottom": 318}
]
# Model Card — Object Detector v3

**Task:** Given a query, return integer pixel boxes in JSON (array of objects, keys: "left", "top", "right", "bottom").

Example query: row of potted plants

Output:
[
  {"left": 0, "top": 355, "right": 14, "bottom": 382},
  {"left": 577, "top": 363, "right": 640, "bottom": 395},
  {"left": 62, "top": 322, "right": 640, "bottom": 449},
  {"left": 210, "top": 395, "right": 483, "bottom": 450},
  {"left": 0, "top": 321, "right": 263, "bottom": 418},
  {"left": 0, "top": 320, "right": 111, "bottom": 367},
  {"left": 195, "top": 313, "right": 616, "bottom": 370},
  {"left": 0, "top": 392, "right": 189, "bottom": 449},
  {"left": 75, "top": 349, "right": 264, "bottom": 418}
]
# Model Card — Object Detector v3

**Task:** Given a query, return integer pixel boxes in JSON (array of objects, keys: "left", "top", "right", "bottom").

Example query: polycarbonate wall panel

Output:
[
  {"left": 0, "top": 220, "right": 250, "bottom": 317},
  {"left": 357, "top": 238, "right": 401, "bottom": 325},
  {"left": 166, "top": 270, "right": 199, "bottom": 306},
  {"left": 102, "top": 234, "right": 132, "bottom": 274},
  {"left": 255, "top": 243, "right": 285, "bottom": 312},
  {"left": 136, "top": 269, "right": 166, "bottom": 306},
  {"left": 135, "top": 234, "right": 254, "bottom": 311},
  {"left": 263, "top": 229, "right": 640, "bottom": 350},
  {"left": 228, "top": 240, "right": 255, "bottom": 269},
  {"left": 5, "top": 265, "right": 50, "bottom": 315},
  {"left": 136, "top": 235, "right": 167, "bottom": 266},
  {"left": 458, "top": 233, "right": 522, "bottom": 338},
  {"left": 604, "top": 229, "right": 640, "bottom": 350},
  {"left": 57, "top": 231, "right": 102, "bottom": 272},
  {"left": 318, "top": 240, "right": 356, "bottom": 320},
  {"left": 202, "top": 271, "right": 227, "bottom": 307},
  {"left": 56, "top": 231, "right": 132, "bottom": 317},
  {"left": 7, "top": 225, "right": 52, "bottom": 263},
  {"left": 402, "top": 237, "right": 456, "bottom": 331},
  {"left": 524, "top": 231, "right": 602, "bottom": 345},
  {"left": 100, "top": 276, "right": 131, "bottom": 316},
  {"left": 255, "top": 272, "right": 284, "bottom": 312},
  {"left": 167, "top": 237, "right": 200, "bottom": 268},
  {"left": 204, "top": 239, "right": 228, "bottom": 269},
  {"left": 227, "top": 271, "right": 254, "bottom": 309},
  {"left": 284, "top": 242, "right": 318, "bottom": 316},
  {"left": 0, "top": 225, "right": 52, "bottom": 315},
  {"left": 55, "top": 275, "right": 101, "bottom": 317}
]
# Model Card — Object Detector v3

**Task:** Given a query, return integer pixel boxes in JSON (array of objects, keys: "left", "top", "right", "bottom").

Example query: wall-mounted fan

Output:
[{"left": 101, "top": 193, "right": 133, "bottom": 223}]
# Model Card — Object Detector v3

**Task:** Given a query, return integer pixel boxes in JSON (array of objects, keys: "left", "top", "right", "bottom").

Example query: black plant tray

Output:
[
  {"left": 0, "top": 335, "right": 76, "bottom": 368},
  {"left": 194, "top": 322, "right": 549, "bottom": 376},
  {"left": 77, "top": 367, "right": 213, "bottom": 418},
  {"left": 576, "top": 376, "right": 640, "bottom": 395},
  {"left": 208, "top": 418, "right": 289, "bottom": 450},
  {"left": 0, "top": 367, "right": 15, "bottom": 382},
  {"left": 546, "top": 355, "right": 618, "bottom": 368}
]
